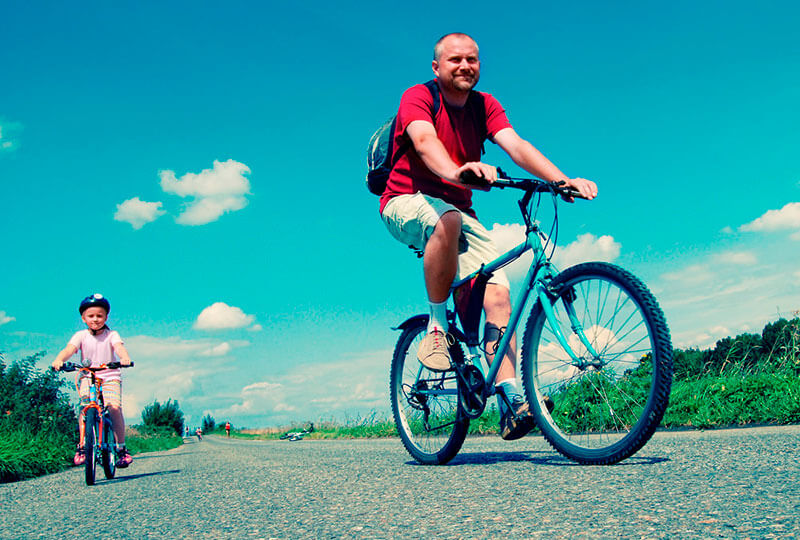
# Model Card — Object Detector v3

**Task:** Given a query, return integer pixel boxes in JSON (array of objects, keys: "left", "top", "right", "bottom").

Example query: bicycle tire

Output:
[
  {"left": 84, "top": 408, "right": 98, "bottom": 485},
  {"left": 390, "top": 317, "right": 469, "bottom": 465},
  {"left": 520, "top": 262, "right": 673, "bottom": 464},
  {"left": 102, "top": 414, "right": 116, "bottom": 479}
]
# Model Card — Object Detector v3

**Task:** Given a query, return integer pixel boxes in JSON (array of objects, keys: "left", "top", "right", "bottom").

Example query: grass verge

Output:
[
  {"left": 0, "top": 427, "right": 74, "bottom": 483},
  {"left": 0, "top": 425, "right": 182, "bottom": 483},
  {"left": 125, "top": 425, "right": 183, "bottom": 454}
]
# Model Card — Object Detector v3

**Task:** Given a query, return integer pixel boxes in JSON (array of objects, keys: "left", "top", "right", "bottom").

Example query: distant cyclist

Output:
[
  {"left": 225, "top": 421, "right": 231, "bottom": 437},
  {"left": 51, "top": 294, "right": 134, "bottom": 467},
  {"left": 379, "top": 33, "right": 597, "bottom": 439}
]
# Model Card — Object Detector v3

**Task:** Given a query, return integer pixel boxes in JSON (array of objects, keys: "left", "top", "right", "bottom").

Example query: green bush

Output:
[
  {"left": 201, "top": 413, "right": 216, "bottom": 433},
  {"left": 0, "top": 352, "right": 77, "bottom": 436},
  {"left": 0, "top": 352, "right": 77, "bottom": 483},
  {"left": 141, "top": 399, "right": 184, "bottom": 436}
]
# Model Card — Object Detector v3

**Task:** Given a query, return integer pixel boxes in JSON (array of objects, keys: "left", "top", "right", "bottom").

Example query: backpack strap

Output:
[
  {"left": 423, "top": 79, "right": 442, "bottom": 117},
  {"left": 466, "top": 90, "right": 487, "bottom": 155},
  {"left": 393, "top": 80, "right": 486, "bottom": 167},
  {"left": 390, "top": 80, "right": 442, "bottom": 168}
]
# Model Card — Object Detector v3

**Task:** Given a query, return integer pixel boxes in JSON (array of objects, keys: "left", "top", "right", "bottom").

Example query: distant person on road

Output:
[
  {"left": 196, "top": 427, "right": 203, "bottom": 441},
  {"left": 51, "top": 294, "right": 134, "bottom": 468},
  {"left": 378, "top": 33, "right": 597, "bottom": 440},
  {"left": 225, "top": 421, "right": 231, "bottom": 437}
]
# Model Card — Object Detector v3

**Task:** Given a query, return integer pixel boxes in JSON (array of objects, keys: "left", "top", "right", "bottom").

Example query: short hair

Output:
[{"left": 433, "top": 33, "right": 479, "bottom": 61}]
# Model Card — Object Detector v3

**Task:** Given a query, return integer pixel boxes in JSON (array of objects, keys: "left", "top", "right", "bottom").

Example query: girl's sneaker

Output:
[
  {"left": 117, "top": 448, "right": 133, "bottom": 468},
  {"left": 73, "top": 446, "right": 86, "bottom": 466}
]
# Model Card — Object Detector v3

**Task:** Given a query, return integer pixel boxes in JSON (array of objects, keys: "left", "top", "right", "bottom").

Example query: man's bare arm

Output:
[
  {"left": 406, "top": 120, "right": 497, "bottom": 184},
  {"left": 493, "top": 127, "right": 597, "bottom": 200}
]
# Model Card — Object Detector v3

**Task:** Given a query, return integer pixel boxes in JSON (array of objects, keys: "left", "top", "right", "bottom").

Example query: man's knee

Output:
[
  {"left": 432, "top": 210, "right": 462, "bottom": 242},
  {"left": 484, "top": 284, "right": 511, "bottom": 316}
]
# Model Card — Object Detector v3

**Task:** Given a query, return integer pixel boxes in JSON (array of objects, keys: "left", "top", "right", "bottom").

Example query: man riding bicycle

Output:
[{"left": 379, "top": 33, "right": 597, "bottom": 440}]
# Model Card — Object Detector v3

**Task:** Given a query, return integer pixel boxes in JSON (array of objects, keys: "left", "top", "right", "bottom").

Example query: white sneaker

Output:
[{"left": 417, "top": 329, "right": 453, "bottom": 371}]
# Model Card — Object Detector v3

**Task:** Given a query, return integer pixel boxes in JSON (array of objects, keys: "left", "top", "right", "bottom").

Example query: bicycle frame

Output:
[
  {"left": 436, "top": 182, "right": 601, "bottom": 401},
  {"left": 74, "top": 369, "right": 113, "bottom": 455}
]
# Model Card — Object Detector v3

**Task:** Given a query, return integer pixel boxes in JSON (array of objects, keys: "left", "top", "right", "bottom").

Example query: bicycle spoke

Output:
[{"left": 522, "top": 264, "right": 672, "bottom": 463}]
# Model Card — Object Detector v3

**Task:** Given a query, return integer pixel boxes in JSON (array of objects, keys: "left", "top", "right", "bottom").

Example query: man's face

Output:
[{"left": 433, "top": 36, "right": 480, "bottom": 93}]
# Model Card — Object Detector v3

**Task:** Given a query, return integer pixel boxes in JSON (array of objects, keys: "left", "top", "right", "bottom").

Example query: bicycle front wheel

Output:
[
  {"left": 102, "top": 414, "right": 116, "bottom": 479},
  {"left": 84, "top": 408, "right": 98, "bottom": 485},
  {"left": 520, "top": 262, "right": 673, "bottom": 464},
  {"left": 390, "top": 317, "right": 469, "bottom": 465}
]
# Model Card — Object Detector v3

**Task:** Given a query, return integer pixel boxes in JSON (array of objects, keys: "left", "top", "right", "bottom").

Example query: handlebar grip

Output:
[
  {"left": 107, "top": 361, "right": 134, "bottom": 368},
  {"left": 459, "top": 169, "right": 491, "bottom": 188}
]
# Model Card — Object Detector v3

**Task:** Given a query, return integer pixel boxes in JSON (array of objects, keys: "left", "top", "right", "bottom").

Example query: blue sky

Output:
[{"left": 1, "top": 1, "right": 799, "bottom": 428}]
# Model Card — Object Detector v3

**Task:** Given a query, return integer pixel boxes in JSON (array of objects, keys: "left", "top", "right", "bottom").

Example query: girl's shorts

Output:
[
  {"left": 381, "top": 192, "right": 510, "bottom": 289},
  {"left": 78, "top": 377, "right": 122, "bottom": 408}
]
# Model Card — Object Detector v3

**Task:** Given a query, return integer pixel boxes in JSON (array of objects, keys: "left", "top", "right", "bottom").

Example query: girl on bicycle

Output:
[{"left": 51, "top": 294, "right": 134, "bottom": 467}]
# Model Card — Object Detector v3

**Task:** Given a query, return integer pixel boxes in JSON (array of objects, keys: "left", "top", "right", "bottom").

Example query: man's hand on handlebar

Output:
[
  {"left": 455, "top": 162, "right": 496, "bottom": 190},
  {"left": 560, "top": 177, "right": 598, "bottom": 202}
]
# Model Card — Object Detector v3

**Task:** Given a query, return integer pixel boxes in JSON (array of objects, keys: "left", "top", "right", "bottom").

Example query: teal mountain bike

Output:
[{"left": 390, "top": 171, "right": 673, "bottom": 465}]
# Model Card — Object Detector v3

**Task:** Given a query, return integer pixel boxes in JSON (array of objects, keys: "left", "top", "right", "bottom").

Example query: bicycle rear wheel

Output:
[
  {"left": 102, "top": 414, "right": 116, "bottom": 479},
  {"left": 84, "top": 408, "right": 98, "bottom": 485},
  {"left": 520, "top": 262, "right": 673, "bottom": 464},
  {"left": 390, "top": 317, "right": 469, "bottom": 465}
]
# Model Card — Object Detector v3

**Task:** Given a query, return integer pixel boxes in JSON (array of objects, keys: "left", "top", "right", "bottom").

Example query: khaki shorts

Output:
[
  {"left": 79, "top": 377, "right": 122, "bottom": 408},
  {"left": 381, "top": 192, "right": 510, "bottom": 289}
]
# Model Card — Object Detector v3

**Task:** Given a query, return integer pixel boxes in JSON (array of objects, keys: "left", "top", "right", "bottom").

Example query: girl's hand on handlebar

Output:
[{"left": 51, "top": 359, "right": 64, "bottom": 371}]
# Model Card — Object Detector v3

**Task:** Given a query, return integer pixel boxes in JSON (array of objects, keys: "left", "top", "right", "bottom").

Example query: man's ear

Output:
[{"left": 432, "top": 60, "right": 439, "bottom": 77}]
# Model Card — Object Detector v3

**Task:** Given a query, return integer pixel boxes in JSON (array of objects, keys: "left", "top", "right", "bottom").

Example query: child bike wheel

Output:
[
  {"left": 84, "top": 408, "right": 98, "bottom": 485},
  {"left": 390, "top": 317, "right": 469, "bottom": 465},
  {"left": 520, "top": 262, "right": 673, "bottom": 465},
  {"left": 101, "top": 414, "right": 116, "bottom": 479}
]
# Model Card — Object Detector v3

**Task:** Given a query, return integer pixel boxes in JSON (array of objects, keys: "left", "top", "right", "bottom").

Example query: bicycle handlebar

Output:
[
  {"left": 56, "top": 361, "right": 134, "bottom": 372},
  {"left": 460, "top": 169, "right": 585, "bottom": 199}
]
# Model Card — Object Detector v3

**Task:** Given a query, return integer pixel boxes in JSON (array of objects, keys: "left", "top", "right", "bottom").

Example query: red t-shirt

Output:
[{"left": 379, "top": 83, "right": 512, "bottom": 218}]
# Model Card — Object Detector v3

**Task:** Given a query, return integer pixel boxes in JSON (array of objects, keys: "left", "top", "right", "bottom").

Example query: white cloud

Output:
[
  {"left": 487, "top": 224, "right": 621, "bottom": 279},
  {"left": 552, "top": 233, "right": 621, "bottom": 269},
  {"left": 124, "top": 334, "right": 248, "bottom": 359},
  {"left": 216, "top": 351, "right": 390, "bottom": 425},
  {"left": 713, "top": 251, "right": 757, "bottom": 265},
  {"left": 661, "top": 264, "right": 715, "bottom": 285},
  {"left": 739, "top": 202, "right": 800, "bottom": 232},
  {"left": 0, "top": 120, "right": 22, "bottom": 152},
  {"left": 114, "top": 197, "right": 166, "bottom": 229},
  {"left": 160, "top": 159, "right": 251, "bottom": 225},
  {"left": 193, "top": 302, "right": 255, "bottom": 330},
  {"left": 0, "top": 311, "right": 15, "bottom": 326},
  {"left": 198, "top": 342, "right": 232, "bottom": 357},
  {"left": 487, "top": 223, "right": 530, "bottom": 278}
]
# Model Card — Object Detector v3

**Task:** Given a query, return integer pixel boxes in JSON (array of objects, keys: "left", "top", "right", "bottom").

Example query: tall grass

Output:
[{"left": 0, "top": 427, "right": 74, "bottom": 482}]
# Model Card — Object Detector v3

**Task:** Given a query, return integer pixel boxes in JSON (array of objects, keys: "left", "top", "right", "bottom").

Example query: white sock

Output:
[
  {"left": 428, "top": 300, "right": 449, "bottom": 333},
  {"left": 496, "top": 378, "right": 519, "bottom": 413}
]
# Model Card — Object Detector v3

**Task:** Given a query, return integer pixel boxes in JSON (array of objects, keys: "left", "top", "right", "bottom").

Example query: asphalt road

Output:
[{"left": 2, "top": 425, "right": 799, "bottom": 539}]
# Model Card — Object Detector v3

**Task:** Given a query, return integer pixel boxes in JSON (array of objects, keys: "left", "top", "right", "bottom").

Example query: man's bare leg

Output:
[{"left": 417, "top": 211, "right": 461, "bottom": 371}]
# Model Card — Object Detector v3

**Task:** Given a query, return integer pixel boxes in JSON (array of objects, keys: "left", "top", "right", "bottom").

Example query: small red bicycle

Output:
[{"left": 57, "top": 360, "right": 133, "bottom": 485}]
